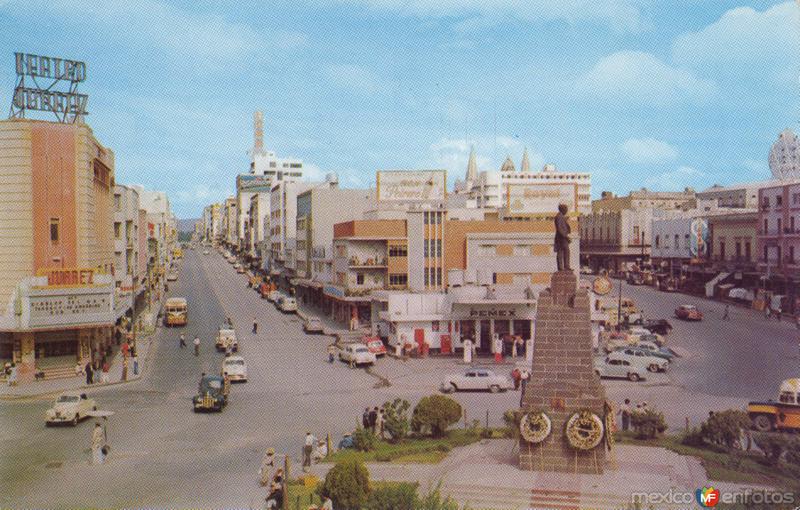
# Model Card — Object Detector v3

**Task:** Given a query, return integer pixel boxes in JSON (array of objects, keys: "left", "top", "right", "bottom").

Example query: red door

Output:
[
  {"left": 414, "top": 329, "right": 425, "bottom": 353},
  {"left": 440, "top": 334, "right": 451, "bottom": 354}
]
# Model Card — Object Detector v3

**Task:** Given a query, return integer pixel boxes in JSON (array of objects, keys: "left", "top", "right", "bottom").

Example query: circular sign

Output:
[
  {"left": 565, "top": 411, "right": 604, "bottom": 450},
  {"left": 592, "top": 276, "right": 612, "bottom": 296}
]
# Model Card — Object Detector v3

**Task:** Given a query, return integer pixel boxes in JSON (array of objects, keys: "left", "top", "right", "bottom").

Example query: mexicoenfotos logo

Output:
[{"left": 696, "top": 486, "right": 720, "bottom": 507}]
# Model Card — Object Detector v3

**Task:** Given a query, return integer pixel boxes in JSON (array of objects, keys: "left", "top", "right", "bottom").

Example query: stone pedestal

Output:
[{"left": 518, "top": 270, "right": 607, "bottom": 474}]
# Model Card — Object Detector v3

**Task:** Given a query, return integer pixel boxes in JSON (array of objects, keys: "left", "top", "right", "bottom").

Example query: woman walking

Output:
[{"left": 259, "top": 448, "right": 275, "bottom": 486}]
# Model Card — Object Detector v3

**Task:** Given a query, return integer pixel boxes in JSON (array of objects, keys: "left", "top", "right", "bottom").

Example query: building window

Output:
[
  {"left": 436, "top": 267, "right": 442, "bottom": 286},
  {"left": 684, "top": 234, "right": 690, "bottom": 249},
  {"left": 436, "top": 239, "right": 442, "bottom": 257},
  {"left": 764, "top": 218, "right": 768, "bottom": 233},
  {"left": 792, "top": 216, "right": 796, "bottom": 233},
  {"left": 778, "top": 218, "right": 782, "bottom": 233},
  {"left": 776, "top": 195, "right": 783, "bottom": 207},
  {"left": 790, "top": 246, "right": 795, "bottom": 264},
  {"left": 114, "top": 194, "right": 121, "bottom": 211},
  {"left": 389, "top": 245, "right": 407, "bottom": 257},
  {"left": 745, "top": 241, "right": 751, "bottom": 260},
  {"left": 674, "top": 234, "right": 679, "bottom": 249},
  {"left": 114, "top": 222, "right": 121, "bottom": 239},
  {"left": 49, "top": 218, "right": 60, "bottom": 243},
  {"left": 389, "top": 273, "right": 407, "bottom": 286},
  {"left": 654, "top": 235, "right": 660, "bottom": 248},
  {"left": 356, "top": 273, "right": 364, "bottom": 285},
  {"left": 719, "top": 241, "right": 726, "bottom": 260},
  {"left": 633, "top": 226, "right": 640, "bottom": 243},
  {"left": 424, "top": 269, "right": 429, "bottom": 286}
]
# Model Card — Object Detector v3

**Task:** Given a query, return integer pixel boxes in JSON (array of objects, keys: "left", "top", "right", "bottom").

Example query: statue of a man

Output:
[{"left": 554, "top": 203, "right": 571, "bottom": 271}]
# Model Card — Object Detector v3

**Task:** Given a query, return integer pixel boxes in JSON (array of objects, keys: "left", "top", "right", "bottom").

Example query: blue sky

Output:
[{"left": 1, "top": 0, "right": 798, "bottom": 218}]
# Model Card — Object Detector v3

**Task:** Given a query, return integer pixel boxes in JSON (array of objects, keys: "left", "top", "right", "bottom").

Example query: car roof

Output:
[
  {"left": 202, "top": 374, "right": 224, "bottom": 382},
  {"left": 224, "top": 356, "right": 244, "bottom": 362}
]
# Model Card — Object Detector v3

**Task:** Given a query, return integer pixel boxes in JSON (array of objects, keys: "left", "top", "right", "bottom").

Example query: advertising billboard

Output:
[
  {"left": 506, "top": 183, "right": 577, "bottom": 214},
  {"left": 376, "top": 170, "right": 447, "bottom": 202},
  {"left": 689, "top": 218, "right": 709, "bottom": 259}
]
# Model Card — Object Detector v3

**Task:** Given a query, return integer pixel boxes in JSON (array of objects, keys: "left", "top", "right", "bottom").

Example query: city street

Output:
[{"left": 2, "top": 250, "right": 799, "bottom": 507}]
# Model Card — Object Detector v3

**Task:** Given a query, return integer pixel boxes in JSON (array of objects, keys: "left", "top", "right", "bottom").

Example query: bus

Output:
[{"left": 164, "top": 297, "right": 188, "bottom": 327}]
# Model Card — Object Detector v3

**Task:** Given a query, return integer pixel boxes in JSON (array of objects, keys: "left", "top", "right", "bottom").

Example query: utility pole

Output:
[{"left": 617, "top": 278, "right": 623, "bottom": 331}]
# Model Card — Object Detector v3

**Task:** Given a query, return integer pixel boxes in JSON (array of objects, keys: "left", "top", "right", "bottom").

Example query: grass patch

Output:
[
  {"left": 286, "top": 478, "right": 322, "bottom": 508},
  {"left": 614, "top": 431, "right": 800, "bottom": 491},
  {"left": 323, "top": 428, "right": 482, "bottom": 464}
]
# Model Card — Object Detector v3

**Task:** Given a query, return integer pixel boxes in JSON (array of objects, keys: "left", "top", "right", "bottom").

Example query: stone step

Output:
[{"left": 444, "top": 484, "right": 639, "bottom": 510}]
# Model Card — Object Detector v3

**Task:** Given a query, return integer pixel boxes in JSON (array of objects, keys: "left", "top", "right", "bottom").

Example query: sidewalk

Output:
[
  {"left": 296, "top": 303, "right": 370, "bottom": 341},
  {"left": 0, "top": 324, "right": 157, "bottom": 400}
]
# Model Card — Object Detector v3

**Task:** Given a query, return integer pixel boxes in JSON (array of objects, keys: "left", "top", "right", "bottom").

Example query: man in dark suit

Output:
[{"left": 554, "top": 203, "right": 571, "bottom": 271}]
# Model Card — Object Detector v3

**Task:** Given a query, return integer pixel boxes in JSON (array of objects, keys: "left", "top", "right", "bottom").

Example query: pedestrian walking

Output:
[
  {"left": 618, "top": 398, "right": 632, "bottom": 432},
  {"left": 6, "top": 363, "right": 17, "bottom": 386},
  {"left": 303, "top": 432, "right": 315, "bottom": 471},
  {"left": 85, "top": 361, "right": 94, "bottom": 385},
  {"left": 511, "top": 367, "right": 521, "bottom": 391},
  {"left": 722, "top": 304, "right": 730, "bottom": 320},
  {"left": 369, "top": 407, "right": 378, "bottom": 434},
  {"left": 327, "top": 344, "right": 336, "bottom": 364},
  {"left": 93, "top": 361, "right": 101, "bottom": 383},
  {"left": 361, "top": 408, "right": 370, "bottom": 429},
  {"left": 252, "top": 317, "right": 258, "bottom": 334},
  {"left": 132, "top": 354, "right": 139, "bottom": 376},
  {"left": 91, "top": 422, "right": 105, "bottom": 464},
  {"left": 179, "top": 334, "right": 186, "bottom": 348},
  {"left": 511, "top": 337, "right": 518, "bottom": 358},
  {"left": 258, "top": 447, "right": 275, "bottom": 486},
  {"left": 193, "top": 336, "right": 200, "bottom": 356},
  {"left": 493, "top": 334, "right": 503, "bottom": 363},
  {"left": 265, "top": 481, "right": 284, "bottom": 509},
  {"left": 101, "top": 360, "right": 110, "bottom": 384}
]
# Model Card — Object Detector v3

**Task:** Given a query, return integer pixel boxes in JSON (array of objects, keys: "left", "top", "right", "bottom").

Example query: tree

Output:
[
  {"left": 630, "top": 409, "right": 667, "bottom": 440},
  {"left": 319, "top": 458, "right": 370, "bottom": 510},
  {"left": 700, "top": 410, "right": 751, "bottom": 449},
  {"left": 364, "top": 482, "right": 418, "bottom": 510},
  {"left": 411, "top": 395, "right": 462, "bottom": 438},
  {"left": 382, "top": 398, "right": 411, "bottom": 442},
  {"left": 353, "top": 425, "right": 377, "bottom": 452}
]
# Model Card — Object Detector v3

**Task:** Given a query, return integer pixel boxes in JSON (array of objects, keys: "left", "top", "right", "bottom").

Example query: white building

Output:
[
  {"left": 269, "top": 180, "right": 319, "bottom": 276},
  {"left": 112, "top": 185, "right": 142, "bottom": 319}
]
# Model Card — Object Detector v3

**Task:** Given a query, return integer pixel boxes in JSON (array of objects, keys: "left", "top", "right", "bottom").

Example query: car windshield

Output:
[
  {"left": 56, "top": 395, "right": 80, "bottom": 403},
  {"left": 225, "top": 360, "right": 245, "bottom": 366},
  {"left": 355, "top": 347, "right": 369, "bottom": 353}
]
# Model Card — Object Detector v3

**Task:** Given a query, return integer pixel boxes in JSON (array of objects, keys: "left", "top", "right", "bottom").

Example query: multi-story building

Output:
[
  {"left": 112, "top": 185, "right": 142, "bottom": 321},
  {"left": 268, "top": 180, "right": 318, "bottom": 278},
  {"left": 249, "top": 111, "right": 304, "bottom": 182},
  {"left": 246, "top": 192, "right": 271, "bottom": 263},
  {"left": 758, "top": 182, "right": 800, "bottom": 276},
  {"left": 294, "top": 177, "right": 374, "bottom": 306},
  {"left": 455, "top": 148, "right": 592, "bottom": 214},
  {"left": 0, "top": 119, "right": 116, "bottom": 382},
  {"left": 580, "top": 189, "right": 696, "bottom": 271},
  {"left": 222, "top": 197, "right": 237, "bottom": 248}
]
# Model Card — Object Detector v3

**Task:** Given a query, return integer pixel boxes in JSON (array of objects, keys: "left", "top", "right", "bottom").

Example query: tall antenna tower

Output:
[{"left": 251, "top": 110, "right": 265, "bottom": 157}]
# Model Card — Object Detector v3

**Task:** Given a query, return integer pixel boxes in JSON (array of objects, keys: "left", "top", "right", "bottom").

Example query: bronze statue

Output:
[{"left": 554, "top": 203, "right": 571, "bottom": 271}]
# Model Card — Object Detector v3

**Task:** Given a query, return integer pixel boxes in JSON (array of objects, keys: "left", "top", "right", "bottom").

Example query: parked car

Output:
[
  {"left": 166, "top": 272, "right": 178, "bottom": 281},
  {"left": 579, "top": 266, "right": 593, "bottom": 275},
  {"left": 193, "top": 374, "right": 229, "bottom": 412},
  {"left": 613, "top": 347, "right": 669, "bottom": 372},
  {"left": 267, "top": 290, "right": 281, "bottom": 303},
  {"left": 594, "top": 354, "right": 647, "bottom": 382},
  {"left": 236, "top": 265, "right": 246, "bottom": 274},
  {"left": 338, "top": 342, "right": 377, "bottom": 367},
  {"left": 363, "top": 336, "right": 387, "bottom": 357},
  {"left": 303, "top": 317, "right": 324, "bottom": 333},
  {"left": 675, "top": 304, "right": 703, "bottom": 321},
  {"left": 634, "top": 340, "right": 675, "bottom": 361},
  {"left": 440, "top": 368, "right": 512, "bottom": 393},
  {"left": 202, "top": 249, "right": 210, "bottom": 255},
  {"left": 222, "top": 356, "right": 248, "bottom": 382},
  {"left": 631, "top": 318, "right": 673, "bottom": 336},
  {"left": 45, "top": 392, "right": 97, "bottom": 426},
  {"left": 279, "top": 297, "right": 297, "bottom": 313}
]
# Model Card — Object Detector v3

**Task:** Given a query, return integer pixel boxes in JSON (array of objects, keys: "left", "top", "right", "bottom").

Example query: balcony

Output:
[{"left": 348, "top": 256, "right": 387, "bottom": 269}]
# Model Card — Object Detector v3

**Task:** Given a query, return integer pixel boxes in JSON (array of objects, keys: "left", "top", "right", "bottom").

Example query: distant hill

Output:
[{"left": 177, "top": 218, "right": 200, "bottom": 233}]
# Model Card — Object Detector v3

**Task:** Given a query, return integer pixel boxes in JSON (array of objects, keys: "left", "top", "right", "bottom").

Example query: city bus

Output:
[{"left": 164, "top": 297, "right": 188, "bottom": 327}]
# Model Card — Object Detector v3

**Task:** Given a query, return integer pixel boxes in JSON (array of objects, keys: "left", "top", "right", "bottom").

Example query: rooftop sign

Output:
[{"left": 9, "top": 52, "right": 88, "bottom": 123}]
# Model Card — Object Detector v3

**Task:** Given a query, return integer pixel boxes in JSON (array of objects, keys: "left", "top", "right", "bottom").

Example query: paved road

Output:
[{"left": 3, "top": 252, "right": 798, "bottom": 507}]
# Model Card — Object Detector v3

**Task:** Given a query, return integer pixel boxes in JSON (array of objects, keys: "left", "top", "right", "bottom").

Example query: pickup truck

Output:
[
  {"left": 215, "top": 327, "right": 238, "bottom": 352},
  {"left": 748, "top": 378, "right": 800, "bottom": 432}
]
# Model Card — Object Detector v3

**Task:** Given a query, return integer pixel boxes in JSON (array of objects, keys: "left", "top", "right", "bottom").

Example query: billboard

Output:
[
  {"left": 506, "top": 183, "right": 577, "bottom": 214},
  {"left": 376, "top": 170, "right": 446, "bottom": 202},
  {"left": 689, "top": 218, "right": 709, "bottom": 259},
  {"left": 237, "top": 174, "right": 273, "bottom": 191}
]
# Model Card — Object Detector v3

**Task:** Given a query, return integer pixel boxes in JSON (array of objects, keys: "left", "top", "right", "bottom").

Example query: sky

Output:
[{"left": 1, "top": 0, "right": 798, "bottom": 218}]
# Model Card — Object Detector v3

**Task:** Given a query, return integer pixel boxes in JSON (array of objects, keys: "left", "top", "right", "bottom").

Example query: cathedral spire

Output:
[
  {"left": 521, "top": 147, "right": 530, "bottom": 173},
  {"left": 466, "top": 145, "right": 478, "bottom": 182}
]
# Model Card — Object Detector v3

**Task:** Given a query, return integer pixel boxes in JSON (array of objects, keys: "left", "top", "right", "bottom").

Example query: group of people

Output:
[
  {"left": 361, "top": 406, "right": 385, "bottom": 438},
  {"left": 510, "top": 367, "right": 531, "bottom": 391},
  {"left": 616, "top": 398, "right": 650, "bottom": 432},
  {"left": 258, "top": 449, "right": 285, "bottom": 509},
  {"left": 3, "top": 362, "right": 17, "bottom": 386}
]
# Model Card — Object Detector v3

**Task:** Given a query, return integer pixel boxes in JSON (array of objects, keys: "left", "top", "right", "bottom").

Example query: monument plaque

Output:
[{"left": 518, "top": 270, "right": 607, "bottom": 474}]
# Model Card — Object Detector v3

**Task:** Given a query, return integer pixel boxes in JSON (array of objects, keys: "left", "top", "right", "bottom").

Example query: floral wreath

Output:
[
  {"left": 565, "top": 410, "right": 604, "bottom": 450},
  {"left": 519, "top": 411, "right": 552, "bottom": 444}
]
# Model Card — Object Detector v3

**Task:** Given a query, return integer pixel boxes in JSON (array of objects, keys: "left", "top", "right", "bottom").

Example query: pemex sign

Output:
[{"left": 9, "top": 52, "right": 89, "bottom": 123}]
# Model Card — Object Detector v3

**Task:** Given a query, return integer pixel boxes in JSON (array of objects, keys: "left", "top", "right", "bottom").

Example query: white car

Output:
[
  {"left": 614, "top": 347, "right": 669, "bottom": 372},
  {"left": 166, "top": 272, "right": 178, "bottom": 281},
  {"left": 222, "top": 356, "right": 248, "bottom": 382},
  {"left": 267, "top": 290, "right": 281, "bottom": 303},
  {"left": 338, "top": 342, "right": 377, "bottom": 367},
  {"left": 279, "top": 297, "right": 297, "bottom": 313},
  {"left": 45, "top": 391, "right": 97, "bottom": 426},
  {"left": 441, "top": 368, "right": 512, "bottom": 393},
  {"left": 202, "top": 249, "right": 210, "bottom": 255},
  {"left": 594, "top": 354, "right": 647, "bottom": 382},
  {"left": 303, "top": 317, "right": 324, "bottom": 333}
]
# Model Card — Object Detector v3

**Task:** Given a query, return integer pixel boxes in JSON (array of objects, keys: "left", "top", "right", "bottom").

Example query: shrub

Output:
[
  {"left": 680, "top": 427, "right": 706, "bottom": 448},
  {"left": 416, "top": 480, "right": 461, "bottom": 510},
  {"left": 503, "top": 409, "right": 520, "bottom": 439},
  {"left": 319, "top": 458, "right": 370, "bottom": 510},
  {"left": 700, "top": 410, "right": 751, "bottom": 449},
  {"left": 353, "top": 426, "right": 377, "bottom": 452},
  {"left": 411, "top": 395, "right": 463, "bottom": 438},
  {"left": 752, "top": 432, "right": 794, "bottom": 466},
  {"left": 382, "top": 398, "right": 411, "bottom": 442},
  {"left": 630, "top": 409, "right": 667, "bottom": 440},
  {"left": 364, "top": 482, "right": 418, "bottom": 510}
]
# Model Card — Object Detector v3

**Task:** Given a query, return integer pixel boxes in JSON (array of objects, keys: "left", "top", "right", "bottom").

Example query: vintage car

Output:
[
  {"left": 363, "top": 336, "right": 387, "bottom": 357},
  {"left": 440, "top": 368, "right": 512, "bottom": 393},
  {"left": 215, "top": 327, "right": 238, "bottom": 352},
  {"left": 626, "top": 272, "right": 645, "bottom": 285},
  {"left": 631, "top": 318, "right": 673, "bottom": 336},
  {"left": 166, "top": 271, "right": 178, "bottom": 281},
  {"left": 258, "top": 282, "right": 271, "bottom": 298},
  {"left": 267, "top": 290, "right": 281, "bottom": 303},
  {"left": 278, "top": 297, "right": 297, "bottom": 313},
  {"left": 634, "top": 340, "right": 674, "bottom": 361},
  {"left": 613, "top": 347, "right": 669, "bottom": 372},
  {"left": 222, "top": 356, "right": 248, "bottom": 383},
  {"left": 338, "top": 342, "right": 376, "bottom": 367},
  {"left": 748, "top": 378, "right": 800, "bottom": 432},
  {"left": 202, "top": 249, "right": 210, "bottom": 255},
  {"left": 594, "top": 354, "right": 647, "bottom": 382},
  {"left": 45, "top": 392, "right": 97, "bottom": 426},
  {"left": 675, "top": 304, "right": 703, "bottom": 321},
  {"left": 303, "top": 317, "right": 324, "bottom": 333},
  {"left": 193, "top": 374, "right": 229, "bottom": 412}
]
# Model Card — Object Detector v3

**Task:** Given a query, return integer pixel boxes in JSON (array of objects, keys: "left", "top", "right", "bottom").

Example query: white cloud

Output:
[
  {"left": 575, "top": 51, "right": 716, "bottom": 106},
  {"left": 621, "top": 137, "right": 678, "bottom": 164},
  {"left": 324, "top": 64, "right": 384, "bottom": 94},
  {"left": 645, "top": 165, "right": 706, "bottom": 190},
  {"left": 672, "top": 2, "right": 800, "bottom": 81},
  {"left": 323, "top": 0, "right": 647, "bottom": 32}
]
